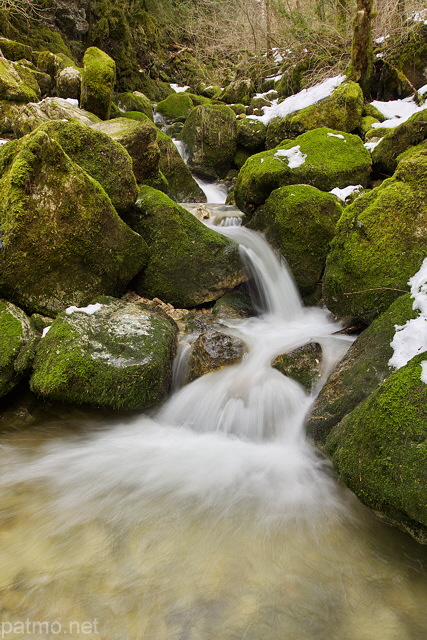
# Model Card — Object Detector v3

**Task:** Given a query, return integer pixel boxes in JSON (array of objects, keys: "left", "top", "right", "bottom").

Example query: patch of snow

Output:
[
  {"left": 376, "top": 52, "right": 385, "bottom": 59},
  {"left": 265, "top": 73, "right": 283, "bottom": 83},
  {"left": 62, "top": 98, "right": 79, "bottom": 107},
  {"left": 419, "top": 84, "right": 427, "bottom": 96},
  {"left": 42, "top": 326, "right": 51, "bottom": 337},
  {"left": 248, "top": 75, "right": 346, "bottom": 125},
  {"left": 364, "top": 139, "right": 383, "bottom": 151},
  {"left": 410, "top": 10, "right": 427, "bottom": 24},
  {"left": 274, "top": 145, "right": 307, "bottom": 168},
  {"left": 389, "top": 258, "right": 427, "bottom": 381},
  {"left": 330, "top": 185, "right": 363, "bottom": 201},
  {"left": 371, "top": 97, "right": 425, "bottom": 129},
  {"left": 374, "top": 35, "right": 389, "bottom": 44},
  {"left": 65, "top": 303, "right": 103, "bottom": 316},
  {"left": 421, "top": 361, "right": 427, "bottom": 383},
  {"left": 327, "top": 133, "right": 345, "bottom": 140},
  {"left": 170, "top": 83, "right": 190, "bottom": 93},
  {"left": 0, "top": 139, "right": 9, "bottom": 145},
  {"left": 272, "top": 48, "right": 283, "bottom": 64}
]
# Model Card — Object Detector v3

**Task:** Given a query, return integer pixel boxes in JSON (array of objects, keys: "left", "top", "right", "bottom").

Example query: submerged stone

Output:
[
  {"left": 0, "top": 130, "right": 148, "bottom": 316},
  {"left": 325, "top": 352, "right": 427, "bottom": 543},
  {"left": 127, "top": 186, "right": 246, "bottom": 308},
  {"left": 0, "top": 299, "right": 37, "bottom": 398},
  {"left": 234, "top": 128, "right": 371, "bottom": 216},
  {"left": 30, "top": 298, "right": 178, "bottom": 410}
]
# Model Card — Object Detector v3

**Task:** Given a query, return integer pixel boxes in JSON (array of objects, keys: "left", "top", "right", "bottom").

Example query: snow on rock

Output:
[
  {"left": 389, "top": 258, "right": 427, "bottom": 382},
  {"left": 364, "top": 139, "right": 383, "bottom": 151},
  {"left": 65, "top": 303, "right": 103, "bottom": 316},
  {"left": 170, "top": 84, "right": 190, "bottom": 93},
  {"left": 274, "top": 145, "right": 307, "bottom": 168},
  {"left": 371, "top": 96, "right": 425, "bottom": 129},
  {"left": 327, "top": 133, "right": 346, "bottom": 140},
  {"left": 329, "top": 185, "right": 363, "bottom": 201},
  {"left": 41, "top": 326, "right": 51, "bottom": 337},
  {"left": 248, "top": 75, "right": 346, "bottom": 125}
]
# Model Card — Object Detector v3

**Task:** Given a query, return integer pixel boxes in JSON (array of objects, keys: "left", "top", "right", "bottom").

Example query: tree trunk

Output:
[{"left": 349, "top": 0, "right": 374, "bottom": 99}]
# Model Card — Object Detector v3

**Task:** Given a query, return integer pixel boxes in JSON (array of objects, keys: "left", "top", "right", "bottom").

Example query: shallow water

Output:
[{"left": 0, "top": 226, "right": 425, "bottom": 640}]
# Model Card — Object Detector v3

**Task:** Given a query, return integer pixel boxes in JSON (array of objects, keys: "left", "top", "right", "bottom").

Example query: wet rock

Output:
[
  {"left": 30, "top": 298, "right": 178, "bottom": 411},
  {"left": 273, "top": 342, "right": 322, "bottom": 392},
  {"left": 186, "top": 328, "right": 246, "bottom": 382}
]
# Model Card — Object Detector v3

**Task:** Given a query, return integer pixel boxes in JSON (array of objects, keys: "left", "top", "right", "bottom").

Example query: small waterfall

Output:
[{"left": 173, "top": 138, "right": 228, "bottom": 204}]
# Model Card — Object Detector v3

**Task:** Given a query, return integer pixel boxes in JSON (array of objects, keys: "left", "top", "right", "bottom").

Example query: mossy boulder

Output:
[
  {"left": 234, "top": 128, "right": 371, "bottom": 216},
  {"left": 212, "top": 291, "right": 254, "bottom": 319},
  {"left": 322, "top": 150, "right": 427, "bottom": 322},
  {"left": 12, "top": 97, "right": 101, "bottom": 137},
  {"left": 388, "top": 21, "right": 427, "bottom": 90},
  {"left": 273, "top": 342, "right": 322, "bottom": 392},
  {"left": 0, "top": 299, "right": 37, "bottom": 397},
  {"left": 156, "top": 92, "right": 194, "bottom": 123},
  {"left": 80, "top": 46, "right": 116, "bottom": 120},
  {"left": 186, "top": 328, "right": 245, "bottom": 382},
  {"left": 265, "top": 81, "right": 364, "bottom": 148},
  {"left": 0, "top": 37, "right": 32, "bottom": 62},
  {"left": 237, "top": 118, "right": 266, "bottom": 150},
  {"left": 57, "top": 66, "right": 82, "bottom": 100},
  {"left": 180, "top": 104, "right": 238, "bottom": 179},
  {"left": 91, "top": 117, "right": 160, "bottom": 182},
  {"left": 371, "top": 107, "right": 427, "bottom": 176},
  {"left": 0, "top": 57, "right": 40, "bottom": 103},
  {"left": 35, "top": 120, "right": 138, "bottom": 213},
  {"left": 0, "top": 130, "right": 148, "bottom": 316},
  {"left": 156, "top": 130, "right": 206, "bottom": 203},
  {"left": 306, "top": 294, "right": 416, "bottom": 443},
  {"left": 113, "top": 91, "right": 153, "bottom": 120},
  {"left": 325, "top": 352, "right": 427, "bottom": 542},
  {"left": 30, "top": 298, "right": 178, "bottom": 411},
  {"left": 219, "top": 78, "right": 254, "bottom": 105},
  {"left": 126, "top": 186, "right": 246, "bottom": 308},
  {"left": 248, "top": 185, "right": 342, "bottom": 296}
]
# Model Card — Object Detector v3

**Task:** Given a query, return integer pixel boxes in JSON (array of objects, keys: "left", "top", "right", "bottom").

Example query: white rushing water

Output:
[{"left": 0, "top": 222, "right": 425, "bottom": 639}]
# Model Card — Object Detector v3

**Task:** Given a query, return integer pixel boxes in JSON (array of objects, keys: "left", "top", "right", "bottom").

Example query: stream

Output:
[{"left": 0, "top": 199, "right": 425, "bottom": 639}]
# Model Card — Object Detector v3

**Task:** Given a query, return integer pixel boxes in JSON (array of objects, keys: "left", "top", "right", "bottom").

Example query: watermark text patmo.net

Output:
[{"left": 1, "top": 619, "right": 99, "bottom": 637}]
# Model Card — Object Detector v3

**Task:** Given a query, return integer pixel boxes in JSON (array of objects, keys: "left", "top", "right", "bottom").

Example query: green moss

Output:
[
  {"left": 234, "top": 128, "right": 372, "bottom": 215},
  {"left": 80, "top": 46, "right": 116, "bottom": 120},
  {"left": 266, "top": 81, "right": 363, "bottom": 147},
  {"left": 273, "top": 343, "right": 322, "bottom": 392},
  {"left": 237, "top": 118, "right": 266, "bottom": 150},
  {"left": 0, "top": 38, "right": 32, "bottom": 61},
  {"left": 359, "top": 115, "right": 379, "bottom": 137},
  {"left": 34, "top": 120, "right": 138, "bottom": 213},
  {"left": 128, "top": 186, "right": 245, "bottom": 308},
  {"left": 249, "top": 184, "right": 342, "bottom": 295},
  {"left": 156, "top": 92, "right": 194, "bottom": 123},
  {"left": 113, "top": 91, "right": 153, "bottom": 120},
  {"left": 325, "top": 353, "right": 427, "bottom": 541},
  {"left": 0, "top": 130, "right": 148, "bottom": 316},
  {"left": 0, "top": 57, "right": 39, "bottom": 102},
  {"left": 30, "top": 299, "right": 177, "bottom": 411},
  {"left": 306, "top": 293, "right": 416, "bottom": 443},
  {"left": 323, "top": 153, "right": 427, "bottom": 322},
  {"left": 0, "top": 299, "right": 36, "bottom": 397}
]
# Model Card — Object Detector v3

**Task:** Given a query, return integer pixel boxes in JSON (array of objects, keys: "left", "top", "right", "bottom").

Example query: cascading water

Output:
[{"left": 0, "top": 216, "right": 425, "bottom": 639}]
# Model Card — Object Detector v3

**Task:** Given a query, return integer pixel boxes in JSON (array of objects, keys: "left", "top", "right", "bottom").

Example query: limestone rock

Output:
[
  {"left": 0, "top": 57, "right": 40, "bottom": 103},
  {"left": 234, "top": 128, "right": 371, "bottom": 216},
  {"left": 91, "top": 117, "right": 160, "bottom": 182},
  {"left": 57, "top": 66, "right": 82, "bottom": 100},
  {"left": 30, "top": 298, "right": 177, "bottom": 410},
  {"left": 80, "top": 46, "right": 115, "bottom": 120},
  {"left": 12, "top": 97, "right": 101, "bottom": 137},
  {"left": 0, "top": 130, "right": 148, "bottom": 316},
  {"left": 127, "top": 186, "right": 246, "bottom": 308}
]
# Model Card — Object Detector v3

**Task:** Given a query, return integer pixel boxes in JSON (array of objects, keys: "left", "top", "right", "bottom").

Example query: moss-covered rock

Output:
[
  {"left": 80, "top": 46, "right": 115, "bottom": 120},
  {"left": 35, "top": 120, "right": 138, "bottom": 213},
  {"left": 0, "top": 57, "right": 40, "bottom": 103},
  {"left": 0, "top": 299, "right": 37, "bottom": 397},
  {"left": 219, "top": 78, "right": 254, "bottom": 105},
  {"left": 322, "top": 150, "right": 427, "bottom": 322},
  {"left": 57, "top": 66, "right": 82, "bottom": 100},
  {"left": 372, "top": 59, "right": 415, "bottom": 102},
  {"left": 156, "top": 92, "right": 194, "bottom": 123},
  {"left": 180, "top": 104, "right": 238, "bottom": 179},
  {"left": 306, "top": 294, "right": 416, "bottom": 443},
  {"left": 359, "top": 115, "right": 379, "bottom": 137},
  {"left": 156, "top": 130, "right": 206, "bottom": 203},
  {"left": 212, "top": 291, "right": 254, "bottom": 319},
  {"left": 325, "top": 352, "right": 427, "bottom": 542},
  {"left": 30, "top": 298, "right": 177, "bottom": 411},
  {"left": 387, "top": 21, "right": 427, "bottom": 90},
  {"left": 237, "top": 118, "right": 266, "bottom": 150},
  {"left": 265, "top": 81, "right": 364, "bottom": 148},
  {"left": 0, "top": 37, "right": 32, "bottom": 62},
  {"left": 371, "top": 107, "right": 427, "bottom": 176},
  {"left": 363, "top": 102, "right": 386, "bottom": 122},
  {"left": 248, "top": 185, "right": 342, "bottom": 296},
  {"left": 126, "top": 186, "right": 246, "bottom": 308},
  {"left": 186, "top": 328, "right": 245, "bottom": 383},
  {"left": 12, "top": 97, "right": 101, "bottom": 137},
  {"left": 91, "top": 117, "right": 160, "bottom": 182},
  {"left": 234, "top": 128, "right": 372, "bottom": 216},
  {"left": 113, "top": 90, "right": 153, "bottom": 120},
  {"left": 273, "top": 342, "right": 322, "bottom": 392},
  {"left": 0, "top": 130, "right": 148, "bottom": 316}
]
